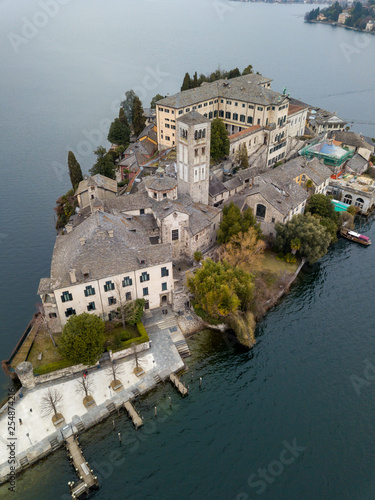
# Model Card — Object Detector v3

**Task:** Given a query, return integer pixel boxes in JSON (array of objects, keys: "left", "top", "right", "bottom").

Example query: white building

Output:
[{"left": 38, "top": 211, "right": 173, "bottom": 332}]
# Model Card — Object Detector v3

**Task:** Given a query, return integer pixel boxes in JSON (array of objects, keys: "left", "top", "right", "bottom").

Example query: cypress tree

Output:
[
  {"left": 181, "top": 72, "right": 191, "bottom": 91},
  {"left": 119, "top": 107, "right": 129, "bottom": 127},
  {"left": 192, "top": 71, "right": 198, "bottom": 88},
  {"left": 67, "top": 151, "right": 83, "bottom": 190},
  {"left": 132, "top": 96, "right": 146, "bottom": 137}
]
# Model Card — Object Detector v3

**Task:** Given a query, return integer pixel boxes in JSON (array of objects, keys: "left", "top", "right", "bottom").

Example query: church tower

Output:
[{"left": 177, "top": 111, "right": 210, "bottom": 205}]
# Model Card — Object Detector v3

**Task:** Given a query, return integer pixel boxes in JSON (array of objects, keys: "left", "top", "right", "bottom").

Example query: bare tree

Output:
[
  {"left": 131, "top": 342, "right": 144, "bottom": 375},
  {"left": 106, "top": 361, "right": 123, "bottom": 385},
  {"left": 40, "top": 388, "right": 63, "bottom": 418},
  {"left": 36, "top": 303, "right": 57, "bottom": 347},
  {"left": 75, "top": 375, "right": 94, "bottom": 398}
]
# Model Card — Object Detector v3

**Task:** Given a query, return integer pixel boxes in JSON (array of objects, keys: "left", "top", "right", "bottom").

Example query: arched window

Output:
[
  {"left": 198, "top": 130, "right": 202, "bottom": 139},
  {"left": 194, "top": 130, "right": 198, "bottom": 140},
  {"left": 355, "top": 197, "right": 364, "bottom": 209},
  {"left": 256, "top": 204, "right": 266, "bottom": 220},
  {"left": 343, "top": 194, "right": 352, "bottom": 205},
  {"left": 202, "top": 128, "right": 206, "bottom": 138}
]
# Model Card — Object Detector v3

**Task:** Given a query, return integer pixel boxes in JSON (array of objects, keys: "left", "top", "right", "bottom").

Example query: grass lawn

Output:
[
  {"left": 261, "top": 249, "right": 300, "bottom": 275},
  {"left": 27, "top": 330, "right": 66, "bottom": 369}
]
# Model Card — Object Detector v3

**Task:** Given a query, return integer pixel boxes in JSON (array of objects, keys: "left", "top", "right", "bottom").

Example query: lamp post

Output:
[{"left": 26, "top": 433, "right": 32, "bottom": 445}]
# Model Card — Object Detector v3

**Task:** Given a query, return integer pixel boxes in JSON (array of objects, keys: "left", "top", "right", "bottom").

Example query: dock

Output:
[
  {"left": 65, "top": 434, "right": 99, "bottom": 498},
  {"left": 124, "top": 400, "right": 143, "bottom": 429},
  {"left": 170, "top": 373, "right": 188, "bottom": 397}
]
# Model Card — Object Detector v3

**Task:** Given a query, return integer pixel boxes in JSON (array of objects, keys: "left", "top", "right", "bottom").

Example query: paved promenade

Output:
[{"left": 0, "top": 308, "right": 186, "bottom": 483}]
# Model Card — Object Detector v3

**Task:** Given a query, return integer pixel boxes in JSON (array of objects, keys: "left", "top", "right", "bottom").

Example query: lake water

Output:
[{"left": 1, "top": 1, "right": 375, "bottom": 498}]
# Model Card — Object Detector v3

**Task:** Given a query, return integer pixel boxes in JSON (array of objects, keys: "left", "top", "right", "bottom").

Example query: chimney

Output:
[
  {"left": 108, "top": 230, "right": 114, "bottom": 238},
  {"left": 69, "top": 270, "right": 76, "bottom": 284},
  {"left": 79, "top": 237, "right": 85, "bottom": 246}
]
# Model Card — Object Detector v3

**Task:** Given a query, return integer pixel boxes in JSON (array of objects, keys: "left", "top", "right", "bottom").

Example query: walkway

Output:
[{"left": 0, "top": 313, "right": 186, "bottom": 484}]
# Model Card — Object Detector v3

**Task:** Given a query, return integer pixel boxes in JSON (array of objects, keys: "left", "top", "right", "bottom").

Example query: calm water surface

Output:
[{"left": 1, "top": 1, "right": 375, "bottom": 498}]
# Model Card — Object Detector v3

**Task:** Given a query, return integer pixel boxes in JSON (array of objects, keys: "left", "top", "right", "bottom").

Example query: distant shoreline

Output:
[{"left": 305, "top": 19, "right": 375, "bottom": 35}]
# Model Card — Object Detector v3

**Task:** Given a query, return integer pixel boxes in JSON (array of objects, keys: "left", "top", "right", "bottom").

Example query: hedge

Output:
[
  {"left": 34, "top": 359, "right": 74, "bottom": 376},
  {"left": 112, "top": 322, "right": 149, "bottom": 352}
]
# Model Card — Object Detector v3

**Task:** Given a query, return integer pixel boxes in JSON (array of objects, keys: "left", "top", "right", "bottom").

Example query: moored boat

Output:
[{"left": 340, "top": 228, "right": 371, "bottom": 246}]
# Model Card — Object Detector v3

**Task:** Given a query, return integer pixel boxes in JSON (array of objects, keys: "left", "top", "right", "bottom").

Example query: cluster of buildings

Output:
[{"left": 40, "top": 73, "right": 375, "bottom": 332}]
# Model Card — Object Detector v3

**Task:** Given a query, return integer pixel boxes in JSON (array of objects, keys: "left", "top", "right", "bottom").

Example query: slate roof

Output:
[
  {"left": 138, "top": 123, "right": 157, "bottom": 143},
  {"left": 103, "top": 192, "right": 154, "bottom": 212},
  {"left": 346, "top": 153, "right": 368, "bottom": 174},
  {"left": 329, "top": 131, "right": 374, "bottom": 153},
  {"left": 46, "top": 211, "right": 172, "bottom": 291},
  {"left": 157, "top": 74, "right": 288, "bottom": 109},
  {"left": 209, "top": 174, "right": 227, "bottom": 197},
  {"left": 273, "top": 157, "right": 332, "bottom": 186},
  {"left": 75, "top": 174, "right": 117, "bottom": 196},
  {"left": 247, "top": 177, "right": 308, "bottom": 217},
  {"left": 177, "top": 111, "right": 208, "bottom": 126},
  {"left": 144, "top": 175, "right": 177, "bottom": 192},
  {"left": 224, "top": 176, "right": 243, "bottom": 191}
]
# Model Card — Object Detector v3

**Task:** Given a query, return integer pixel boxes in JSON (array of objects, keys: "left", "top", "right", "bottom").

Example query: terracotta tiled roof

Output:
[
  {"left": 288, "top": 104, "right": 304, "bottom": 116},
  {"left": 229, "top": 125, "right": 261, "bottom": 141}
]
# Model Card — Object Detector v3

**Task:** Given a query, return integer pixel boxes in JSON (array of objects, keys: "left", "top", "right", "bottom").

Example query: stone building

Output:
[
  {"left": 177, "top": 112, "right": 210, "bottom": 205},
  {"left": 156, "top": 74, "right": 290, "bottom": 165},
  {"left": 38, "top": 210, "right": 174, "bottom": 332},
  {"left": 75, "top": 174, "right": 118, "bottom": 210}
]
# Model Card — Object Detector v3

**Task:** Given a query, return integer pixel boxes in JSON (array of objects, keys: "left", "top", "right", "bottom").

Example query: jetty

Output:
[
  {"left": 65, "top": 433, "right": 99, "bottom": 498},
  {"left": 170, "top": 373, "right": 188, "bottom": 397},
  {"left": 124, "top": 400, "right": 143, "bottom": 429}
]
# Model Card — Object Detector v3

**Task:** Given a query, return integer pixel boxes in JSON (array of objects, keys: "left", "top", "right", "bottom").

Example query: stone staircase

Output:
[
  {"left": 132, "top": 388, "right": 140, "bottom": 398},
  {"left": 173, "top": 339, "right": 191, "bottom": 358},
  {"left": 153, "top": 374, "right": 162, "bottom": 384},
  {"left": 75, "top": 421, "right": 85, "bottom": 433},
  {"left": 19, "top": 456, "right": 29, "bottom": 468},
  {"left": 106, "top": 402, "right": 116, "bottom": 413},
  {"left": 49, "top": 437, "right": 60, "bottom": 451}
]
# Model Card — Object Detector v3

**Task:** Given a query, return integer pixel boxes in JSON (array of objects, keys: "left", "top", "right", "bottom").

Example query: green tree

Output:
[
  {"left": 235, "top": 143, "right": 249, "bottom": 169},
  {"left": 59, "top": 313, "right": 105, "bottom": 365},
  {"left": 320, "top": 217, "right": 339, "bottom": 243},
  {"left": 242, "top": 65, "right": 253, "bottom": 76},
  {"left": 227, "top": 67, "right": 241, "bottom": 79},
  {"left": 306, "top": 194, "right": 337, "bottom": 221},
  {"left": 118, "top": 298, "right": 145, "bottom": 327},
  {"left": 181, "top": 72, "right": 191, "bottom": 91},
  {"left": 290, "top": 237, "right": 301, "bottom": 255},
  {"left": 187, "top": 259, "right": 254, "bottom": 319},
  {"left": 132, "top": 96, "right": 146, "bottom": 137},
  {"left": 107, "top": 117, "right": 130, "bottom": 146},
  {"left": 192, "top": 71, "right": 198, "bottom": 88},
  {"left": 150, "top": 93, "right": 164, "bottom": 109},
  {"left": 210, "top": 118, "right": 230, "bottom": 162},
  {"left": 217, "top": 202, "right": 260, "bottom": 244},
  {"left": 194, "top": 251, "right": 202, "bottom": 263},
  {"left": 67, "top": 151, "right": 83, "bottom": 190},
  {"left": 89, "top": 146, "right": 116, "bottom": 179},
  {"left": 121, "top": 90, "right": 136, "bottom": 124},
  {"left": 119, "top": 107, "right": 129, "bottom": 127},
  {"left": 346, "top": 205, "right": 357, "bottom": 216},
  {"left": 275, "top": 214, "right": 332, "bottom": 264}
]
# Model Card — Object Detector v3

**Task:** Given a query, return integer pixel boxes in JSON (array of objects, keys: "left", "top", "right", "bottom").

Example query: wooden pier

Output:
[
  {"left": 65, "top": 434, "right": 99, "bottom": 498},
  {"left": 170, "top": 373, "right": 188, "bottom": 397},
  {"left": 124, "top": 400, "right": 143, "bottom": 429}
]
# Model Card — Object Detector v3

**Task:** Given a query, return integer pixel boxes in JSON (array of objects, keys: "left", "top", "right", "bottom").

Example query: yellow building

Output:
[{"left": 156, "top": 74, "right": 290, "bottom": 153}]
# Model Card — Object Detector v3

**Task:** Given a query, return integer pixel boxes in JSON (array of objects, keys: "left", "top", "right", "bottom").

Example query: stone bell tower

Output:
[{"left": 177, "top": 111, "right": 210, "bottom": 205}]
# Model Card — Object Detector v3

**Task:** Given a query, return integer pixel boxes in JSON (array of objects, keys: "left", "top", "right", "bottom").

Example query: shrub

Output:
[{"left": 284, "top": 253, "right": 297, "bottom": 263}]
